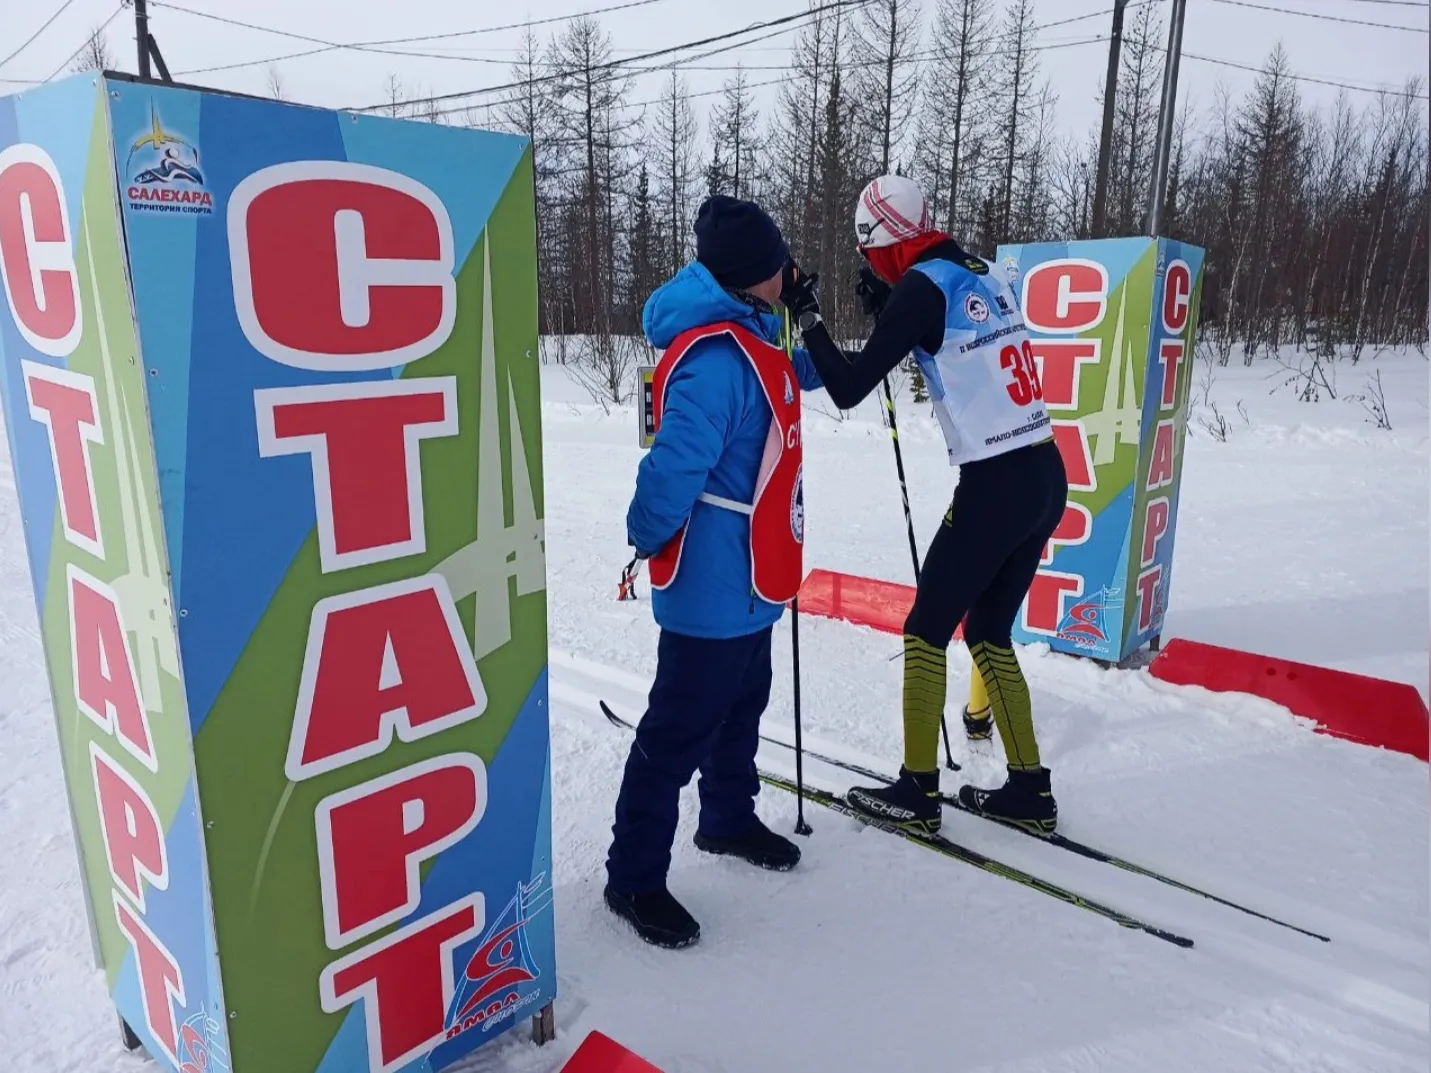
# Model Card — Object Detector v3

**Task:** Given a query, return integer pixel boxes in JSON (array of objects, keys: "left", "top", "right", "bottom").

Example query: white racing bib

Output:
[{"left": 909, "top": 257, "right": 1051, "bottom": 465}]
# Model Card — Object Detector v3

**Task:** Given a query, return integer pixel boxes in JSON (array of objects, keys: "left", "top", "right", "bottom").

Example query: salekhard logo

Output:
[
  {"left": 783, "top": 371, "right": 794, "bottom": 405},
  {"left": 125, "top": 102, "right": 213, "bottom": 216}
]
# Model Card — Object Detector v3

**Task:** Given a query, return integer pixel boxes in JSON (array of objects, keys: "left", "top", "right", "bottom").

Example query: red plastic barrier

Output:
[
  {"left": 1149, "top": 638, "right": 1429, "bottom": 761},
  {"left": 559, "top": 1031, "right": 665, "bottom": 1073},
  {"left": 796, "top": 568, "right": 963, "bottom": 640}
]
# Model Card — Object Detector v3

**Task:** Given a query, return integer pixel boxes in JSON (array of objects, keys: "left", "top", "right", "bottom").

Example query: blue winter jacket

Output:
[{"left": 628, "top": 262, "right": 823, "bottom": 639}]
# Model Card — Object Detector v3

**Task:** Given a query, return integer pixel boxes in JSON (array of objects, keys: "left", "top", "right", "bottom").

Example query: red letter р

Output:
[
  {"left": 320, "top": 895, "right": 484, "bottom": 1073},
  {"left": 228, "top": 161, "right": 455, "bottom": 371},
  {"left": 1141, "top": 497, "right": 1170, "bottom": 567},
  {"left": 113, "top": 891, "right": 187, "bottom": 1068},
  {"left": 286, "top": 575, "right": 487, "bottom": 782},
  {"left": 23, "top": 361, "right": 104, "bottom": 557},
  {"left": 91, "top": 742, "right": 168, "bottom": 911},
  {"left": 0, "top": 145, "right": 81, "bottom": 357},
  {"left": 316, "top": 753, "right": 487, "bottom": 949},
  {"left": 254, "top": 377, "right": 458, "bottom": 574}
]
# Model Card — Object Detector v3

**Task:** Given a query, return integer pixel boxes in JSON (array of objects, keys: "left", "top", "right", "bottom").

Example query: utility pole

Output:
[
  {"left": 1145, "top": 0, "right": 1188, "bottom": 236},
  {"left": 134, "top": 0, "right": 151, "bottom": 79},
  {"left": 1089, "top": 0, "right": 1129, "bottom": 239}
]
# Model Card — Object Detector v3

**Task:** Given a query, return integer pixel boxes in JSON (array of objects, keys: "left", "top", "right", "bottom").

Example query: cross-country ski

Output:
[{"left": 598, "top": 697, "right": 1329, "bottom": 943}]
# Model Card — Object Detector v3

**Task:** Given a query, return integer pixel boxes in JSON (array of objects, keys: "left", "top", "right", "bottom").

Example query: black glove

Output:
[
  {"left": 780, "top": 258, "right": 821, "bottom": 319},
  {"left": 855, "top": 265, "right": 891, "bottom": 321}
]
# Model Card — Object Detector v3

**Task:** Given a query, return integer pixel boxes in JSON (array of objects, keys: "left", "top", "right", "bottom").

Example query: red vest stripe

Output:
[{"left": 646, "top": 322, "right": 804, "bottom": 605}]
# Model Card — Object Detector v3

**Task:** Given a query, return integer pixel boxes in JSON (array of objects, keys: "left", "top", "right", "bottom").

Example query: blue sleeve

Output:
[
  {"left": 791, "top": 346, "right": 823, "bottom": 391},
  {"left": 626, "top": 344, "right": 740, "bottom": 556}
]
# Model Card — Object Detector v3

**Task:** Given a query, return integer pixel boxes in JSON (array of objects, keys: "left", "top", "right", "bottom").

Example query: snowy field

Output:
[{"left": 1, "top": 346, "right": 1427, "bottom": 1072}]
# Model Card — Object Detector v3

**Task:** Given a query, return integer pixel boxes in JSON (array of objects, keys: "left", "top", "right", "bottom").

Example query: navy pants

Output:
[{"left": 606, "top": 626, "right": 774, "bottom": 894}]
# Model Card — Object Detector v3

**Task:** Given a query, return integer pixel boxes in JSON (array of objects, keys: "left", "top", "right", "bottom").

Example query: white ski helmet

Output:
[{"left": 855, "top": 174, "right": 931, "bottom": 250}]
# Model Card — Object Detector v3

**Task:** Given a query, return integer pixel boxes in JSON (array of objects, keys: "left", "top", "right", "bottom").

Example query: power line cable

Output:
[
  {"left": 1178, "top": 48, "right": 1428, "bottom": 97},
  {"left": 421, "top": 1, "right": 1122, "bottom": 117},
  {"left": 1205, "top": 0, "right": 1427, "bottom": 31},
  {"left": 163, "top": 0, "right": 684, "bottom": 75},
  {"left": 43, "top": 5, "right": 125, "bottom": 82},
  {"left": 354, "top": 0, "right": 877, "bottom": 112},
  {"left": 0, "top": 0, "right": 80, "bottom": 72}
]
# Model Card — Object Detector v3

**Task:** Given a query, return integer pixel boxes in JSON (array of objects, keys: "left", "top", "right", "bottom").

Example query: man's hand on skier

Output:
[
  {"left": 855, "top": 265, "right": 891, "bottom": 321},
  {"left": 780, "top": 258, "right": 821, "bottom": 319}
]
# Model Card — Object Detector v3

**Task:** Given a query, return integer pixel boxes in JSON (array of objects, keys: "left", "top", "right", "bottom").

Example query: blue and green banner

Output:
[
  {"left": 996, "top": 237, "right": 1204, "bottom": 662},
  {"left": 0, "top": 73, "right": 553, "bottom": 1073}
]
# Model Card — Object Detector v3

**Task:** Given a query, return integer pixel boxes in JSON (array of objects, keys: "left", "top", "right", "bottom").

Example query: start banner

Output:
[
  {"left": 0, "top": 72, "right": 554, "bottom": 1073},
  {"left": 994, "top": 237, "right": 1205, "bottom": 663}
]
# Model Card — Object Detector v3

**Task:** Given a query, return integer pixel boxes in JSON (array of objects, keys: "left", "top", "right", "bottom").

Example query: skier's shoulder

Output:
[{"left": 910, "top": 242, "right": 994, "bottom": 293}]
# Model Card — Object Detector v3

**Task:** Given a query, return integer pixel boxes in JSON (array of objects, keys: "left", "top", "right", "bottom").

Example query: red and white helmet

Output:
[{"left": 855, "top": 174, "right": 931, "bottom": 250}]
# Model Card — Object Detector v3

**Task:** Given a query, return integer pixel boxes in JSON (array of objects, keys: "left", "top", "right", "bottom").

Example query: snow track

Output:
[
  {"left": 1, "top": 357, "right": 1426, "bottom": 1072},
  {"left": 547, "top": 645, "right": 1429, "bottom": 1071}
]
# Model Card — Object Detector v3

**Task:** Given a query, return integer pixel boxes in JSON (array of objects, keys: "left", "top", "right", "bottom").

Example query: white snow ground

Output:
[{"left": 1, "top": 348, "right": 1427, "bottom": 1073}]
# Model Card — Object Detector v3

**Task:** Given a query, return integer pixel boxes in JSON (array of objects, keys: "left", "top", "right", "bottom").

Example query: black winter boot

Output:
[
  {"left": 958, "top": 766, "right": 1057, "bottom": 835},
  {"left": 962, "top": 704, "right": 993, "bottom": 741},
  {"left": 604, "top": 886, "right": 700, "bottom": 949},
  {"left": 846, "top": 767, "right": 942, "bottom": 833},
  {"left": 694, "top": 818, "right": 801, "bottom": 871}
]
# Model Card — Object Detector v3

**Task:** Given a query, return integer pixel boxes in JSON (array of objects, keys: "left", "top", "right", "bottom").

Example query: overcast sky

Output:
[{"left": 2, "top": 0, "right": 1426, "bottom": 152}]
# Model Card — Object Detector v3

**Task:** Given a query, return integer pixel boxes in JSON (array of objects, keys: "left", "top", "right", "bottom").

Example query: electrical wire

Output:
[
  {"left": 0, "top": 0, "right": 80, "bottom": 72},
  {"left": 163, "top": 0, "right": 684, "bottom": 75},
  {"left": 1205, "top": 0, "right": 1427, "bottom": 31},
  {"left": 1178, "top": 48, "right": 1428, "bottom": 97},
  {"left": 352, "top": 0, "right": 878, "bottom": 113},
  {"left": 43, "top": 5, "right": 126, "bottom": 82}
]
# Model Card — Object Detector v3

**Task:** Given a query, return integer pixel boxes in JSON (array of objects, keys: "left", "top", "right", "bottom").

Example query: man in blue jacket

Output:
[{"left": 605, "top": 196, "right": 824, "bottom": 949}]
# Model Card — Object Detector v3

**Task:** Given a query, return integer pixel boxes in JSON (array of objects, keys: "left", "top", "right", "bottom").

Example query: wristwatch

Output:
[{"left": 797, "top": 309, "right": 822, "bottom": 334}]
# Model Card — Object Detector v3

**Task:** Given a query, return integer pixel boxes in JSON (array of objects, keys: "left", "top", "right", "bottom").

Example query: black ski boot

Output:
[
  {"left": 845, "top": 767, "right": 942, "bottom": 833},
  {"left": 694, "top": 818, "right": 801, "bottom": 871},
  {"left": 962, "top": 704, "right": 993, "bottom": 741},
  {"left": 604, "top": 886, "right": 700, "bottom": 949},
  {"left": 958, "top": 766, "right": 1057, "bottom": 835}
]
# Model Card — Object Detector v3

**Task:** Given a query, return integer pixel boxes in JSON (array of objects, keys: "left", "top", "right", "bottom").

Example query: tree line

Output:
[{"left": 378, "top": 0, "right": 1427, "bottom": 363}]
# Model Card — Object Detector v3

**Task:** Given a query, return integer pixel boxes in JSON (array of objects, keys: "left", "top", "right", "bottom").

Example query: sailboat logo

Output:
[
  {"left": 443, "top": 874, "right": 552, "bottom": 1040},
  {"left": 1056, "top": 586, "right": 1124, "bottom": 650}
]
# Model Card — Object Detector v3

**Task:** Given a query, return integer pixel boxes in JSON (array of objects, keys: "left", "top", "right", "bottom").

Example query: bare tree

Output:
[
  {"left": 547, "top": 15, "right": 639, "bottom": 334},
  {"left": 918, "top": 0, "right": 994, "bottom": 234},
  {"left": 72, "top": 24, "right": 114, "bottom": 73},
  {"left": 707, "top": 66, "right": 763, "bottom": 201},
  {"left": 651, "top": 71, "right": 699, "bottom": 277},
  {"left": 266, "top": 65, "right": 286, "bottom": 101},
  {"left": 994, "top": 0, "right": 1039, "bottom": 243},
  {"left": 850, "top": 0, "right": 923, "bottom": 177}
]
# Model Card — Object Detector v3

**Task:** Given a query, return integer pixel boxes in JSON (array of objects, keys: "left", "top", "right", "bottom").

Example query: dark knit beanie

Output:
[{"left": 693, "top": 195, "right": 789, "bottom": 291}]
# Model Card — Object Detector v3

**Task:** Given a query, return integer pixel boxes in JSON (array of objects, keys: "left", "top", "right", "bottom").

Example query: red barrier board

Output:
[
  {"left": 1149, "top": 639, "right": 1429, "bottom": 761},
  {"left": 560, "top": 1031, "right": 664, "bottom": 1073},
  {"left": 797, "top": 569, "right": 966, "bottom": 640}
]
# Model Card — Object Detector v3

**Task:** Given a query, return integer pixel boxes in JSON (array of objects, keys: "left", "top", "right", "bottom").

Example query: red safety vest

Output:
[{"left": 647, "top": 321, "right": 804, "bottom": 605}]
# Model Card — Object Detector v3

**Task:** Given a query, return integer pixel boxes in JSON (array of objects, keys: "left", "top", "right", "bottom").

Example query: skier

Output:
[
  {"left": 605, "top": 195, "right": 824, "bottom": 949},
  {"left": 782, "top": 174, "right": 1068, "bottom": 836}
]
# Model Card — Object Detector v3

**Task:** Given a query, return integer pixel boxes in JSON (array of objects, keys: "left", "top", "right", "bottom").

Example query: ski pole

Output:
[
  {"left": 790, "top": 596, "right": 812, "bottom": 836},
  {"left": 877, "top": 376, "right": 958, "bottom": 771}
]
